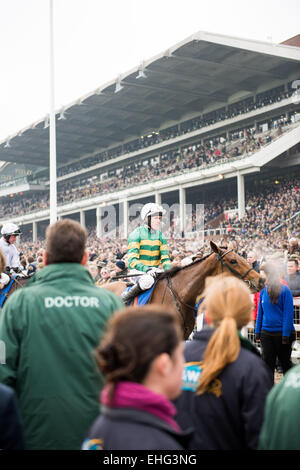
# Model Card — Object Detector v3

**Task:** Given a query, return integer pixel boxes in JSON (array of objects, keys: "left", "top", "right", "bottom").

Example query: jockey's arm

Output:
[
  {"left": 9, "top": 245, "right": 22, "bottom": 270},
  {"left": 127, "top": 236, "right": 149, "bottom": 273},
  {"left": 160, "top": 234, "right": 172, "bottom": 271}
]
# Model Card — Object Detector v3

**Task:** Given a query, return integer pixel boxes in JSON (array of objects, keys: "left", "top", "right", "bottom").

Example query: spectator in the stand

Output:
[
  {"left": 288, "top": 237, "right": 299, "bottom": 255},
  {"left": 87, "top": 262, "right": 99, "bottom": 281},
  {"left": 116, "top": 244, "right": 127, "bottom": 260},
  {"left": 247, "top": 251, "right": 260, "bottom": 273},
  {"left": 114, "top": 260, "right": 128, "bottom": 278},
  {"left": 284, "top": 259, "right": 300, "bottom": 297},
  {"left": 27, "top": 255, "right": 37, "bottom": 276},
  {"left": 37, "top": 256, "right": 44, "bottom": 270},
  {"left": 0, "top": 219, "right": 123, "bottom": 450},
  {"left": 97, "top": 267, "right": 111, "bottom": 286}
]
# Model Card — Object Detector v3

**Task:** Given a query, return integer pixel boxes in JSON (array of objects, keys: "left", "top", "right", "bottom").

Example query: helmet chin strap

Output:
[{"left": 4, "top": 235, "right": 11, "bottom": 244}]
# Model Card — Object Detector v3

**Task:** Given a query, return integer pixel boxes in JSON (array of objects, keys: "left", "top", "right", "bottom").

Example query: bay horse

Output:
[{"left": 102, "top": 241, "right": 265, "bottom": 340}]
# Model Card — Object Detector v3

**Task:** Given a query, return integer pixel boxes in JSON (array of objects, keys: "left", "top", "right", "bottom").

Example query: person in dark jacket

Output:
[
  {"left": 174, "top": 274, "right": 273, "bottom": 450},
  {"left": 284, "top": 259, "right": 300, "bottom": 297},
  {"left": 247, "top": 251, "right": 260, "bottom": 273},
  {"left": 82, "top": 305, "right": 192, "bottom": 450},
  {"left": 0, "top": 383, "right": 25, "bottom": 450},
  {"left": 255, "top": 261, "right": 295, "bottom": 374}
]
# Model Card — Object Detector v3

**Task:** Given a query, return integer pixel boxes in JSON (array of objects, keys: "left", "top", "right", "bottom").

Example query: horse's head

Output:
[{"left": 210, "top": 241, "right": 265, "bottom": 293}]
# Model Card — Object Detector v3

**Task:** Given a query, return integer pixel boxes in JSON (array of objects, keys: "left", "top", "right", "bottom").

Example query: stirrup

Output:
[{"left": 122, "top": 283, "right": 143, "bottom": 305}]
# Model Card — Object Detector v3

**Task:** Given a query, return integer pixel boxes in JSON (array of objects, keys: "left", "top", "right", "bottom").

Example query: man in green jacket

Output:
[
  {"left": 0, "top": 219, "right": 123, "bottom": 450},
  {"left": 122, "top": 203, "right": 171, "bottom": 304},
  {"left": 258, "top": 364, "right": 300, "bottom": 450}
]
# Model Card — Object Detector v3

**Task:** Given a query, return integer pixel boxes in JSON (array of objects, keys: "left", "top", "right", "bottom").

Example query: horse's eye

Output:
[{"left": 230, "top": 259, "right": 237, "bottom": 265}]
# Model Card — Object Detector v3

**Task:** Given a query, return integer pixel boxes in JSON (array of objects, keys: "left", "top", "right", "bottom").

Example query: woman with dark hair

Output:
[
  {"left": 255, "top": 261, "right": 295, "bottom": 374},
  {"left": 82, "top": 306, "right": 191, "bottom": 450}
]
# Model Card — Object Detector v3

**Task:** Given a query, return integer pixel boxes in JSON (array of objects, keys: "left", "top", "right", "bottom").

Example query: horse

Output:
[{"left": 101, "top": 241, "right": 265, "bottom": 340}]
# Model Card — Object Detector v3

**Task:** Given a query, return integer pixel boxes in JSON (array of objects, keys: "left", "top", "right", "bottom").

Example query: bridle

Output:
[{"left": 215, "top": 249, "right": 258, "bottom": 291}]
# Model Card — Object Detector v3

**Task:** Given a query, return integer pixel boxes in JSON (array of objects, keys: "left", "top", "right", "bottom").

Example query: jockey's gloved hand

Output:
[
  {"left": 0, "top": 272, "right": 10, "bottom": 286},
  {"left": 11, "top": 267, "right": 22, "bottom": 274},
  {"left": 146, "top": 267, "right": 161, "bottom": 277}
]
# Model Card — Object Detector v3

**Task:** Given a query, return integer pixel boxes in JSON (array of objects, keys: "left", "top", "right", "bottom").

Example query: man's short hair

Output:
[
  {"left": 46, "top": 219, "right": 87, "bottom": 265},
  {"left": 288, "top": 258, "right": 299, "bottom": 267}
]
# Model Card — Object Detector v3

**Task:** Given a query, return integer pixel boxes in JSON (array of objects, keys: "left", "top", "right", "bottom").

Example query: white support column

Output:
[
  {"left": 80, "top": 210, "right": 86, "bottom": 228},
  {"left": 237, "top": 172, "right": 245, "bottom": 220},
  {"left": 179, "top": 186, "right": 186, "bottom": 237},
  {"left": 49, "top": 0, "right": 57, "bottom": 224},
  {"left": 32, "top": 221, "right": 37, "bottom": 242},
  {"left": 122, "top": 199, "right": 128, "bottom": 239},
  {"left": 155, "top": 191, "right": 161, "bottom": 205},
  {"left": 96, "top": 206, "right": 102, "bottom": 238}
]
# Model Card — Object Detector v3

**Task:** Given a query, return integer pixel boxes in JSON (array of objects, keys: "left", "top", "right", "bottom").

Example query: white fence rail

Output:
[{"left": 196, "top": 298, "right": 300, "bottom": 362}]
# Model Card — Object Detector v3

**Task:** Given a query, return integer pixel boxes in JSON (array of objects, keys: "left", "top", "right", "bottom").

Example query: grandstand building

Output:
[{"left": 0, "top": 31, "right": 300, "bottom": 241}]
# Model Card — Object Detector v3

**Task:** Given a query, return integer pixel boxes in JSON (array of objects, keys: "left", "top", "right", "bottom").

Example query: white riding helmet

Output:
[
  {"left": 1, "top": 223, "right": 21, "bottom": 236},
  {"left": 141, "top": 203, "right": 166, "bottom": 222}
]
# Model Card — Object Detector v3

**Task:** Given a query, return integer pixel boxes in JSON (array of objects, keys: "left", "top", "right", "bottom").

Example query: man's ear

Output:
[
  {"left": 81, "top": 251, "right": 88, "bottom": 266},
  {"left": 43, "top": 251, "right": 48, "bottom": 266}
]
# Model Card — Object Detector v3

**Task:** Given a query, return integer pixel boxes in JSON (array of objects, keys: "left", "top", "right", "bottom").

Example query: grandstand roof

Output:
[{"left": 1, "top": 30, "right": 300, "bottom": 167}]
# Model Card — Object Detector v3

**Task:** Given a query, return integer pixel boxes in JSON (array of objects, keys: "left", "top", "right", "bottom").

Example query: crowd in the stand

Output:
[
  {"left": 56, "top": 83, "right": 294, "bottom": 178},
  {"left": 0, "top": 118, "right": 297, "bottom": 219},
  {"left": 16, "top": 228, "right": 300, "bottom": 286},
  {"left": 8, "top": 177, "right": 300, "bottom": 276},
  {"left": 220, "top": 177, "right": 300, "bottom": 236}
]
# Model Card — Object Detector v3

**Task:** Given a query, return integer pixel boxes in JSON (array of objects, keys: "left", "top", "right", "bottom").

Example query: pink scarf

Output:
[{"left": 101, "top": 381, "right": 181, "bottom": 432}]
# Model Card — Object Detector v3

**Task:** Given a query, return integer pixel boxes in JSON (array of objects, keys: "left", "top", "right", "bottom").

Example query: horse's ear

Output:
[{"left": 210, "top": 241, "right": 220, "bottom": 254}]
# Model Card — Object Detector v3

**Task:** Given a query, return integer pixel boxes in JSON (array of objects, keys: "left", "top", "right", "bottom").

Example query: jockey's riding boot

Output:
[{"left": 121, "top": 283, "right": 144, "bottom": 306}]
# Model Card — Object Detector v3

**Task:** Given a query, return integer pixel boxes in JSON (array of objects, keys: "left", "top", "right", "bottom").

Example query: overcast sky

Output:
[{"left": 0, "top": 0, "right": 299, "bottom": 142}]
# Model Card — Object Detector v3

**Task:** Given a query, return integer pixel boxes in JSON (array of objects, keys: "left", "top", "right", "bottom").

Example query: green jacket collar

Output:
[{"left": 27, "top": 263, "right": 94, "bottom": 286}]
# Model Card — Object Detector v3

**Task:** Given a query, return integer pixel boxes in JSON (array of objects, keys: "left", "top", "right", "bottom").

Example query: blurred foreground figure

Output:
[
  {"left": 83, "top": 305, "right": 192, "bottom": 450},
  {"left": 259, "top": 364, "right": 300, "bottom": 450}
]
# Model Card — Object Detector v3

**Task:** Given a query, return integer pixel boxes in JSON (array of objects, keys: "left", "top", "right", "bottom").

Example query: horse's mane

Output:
[{"left": 157, "top": 252, "right": 212, "bottom": 280}]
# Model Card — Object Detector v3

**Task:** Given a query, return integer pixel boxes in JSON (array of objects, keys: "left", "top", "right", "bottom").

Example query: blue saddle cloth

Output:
[
  {"left": 121, "top": 285, "right": 155, "bottom": 306},
  {"left": 0, "top": 278, "right": 15, "bottom": 308}
]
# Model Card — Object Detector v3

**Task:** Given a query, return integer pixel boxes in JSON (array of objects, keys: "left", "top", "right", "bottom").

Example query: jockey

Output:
[
  {"left": 122, "top": 202, "right": 171, "bottom": 305},
  {"left": 0, "top": 223, "right": 23, "bottom": 277}
]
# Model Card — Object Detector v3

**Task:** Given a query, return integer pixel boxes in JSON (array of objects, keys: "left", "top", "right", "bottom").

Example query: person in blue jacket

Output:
[
  {"left": 174, "top": 274, "right": 273, "bottom": 450},
  {"left": 82, "top": 305, "right": 192, "bottom": 450},
  {"left": 255, "top": 261, "right": 295, "bottom": 374},
  {"left": 0, "top": 383, "right": 25, "bottom": 449}
]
